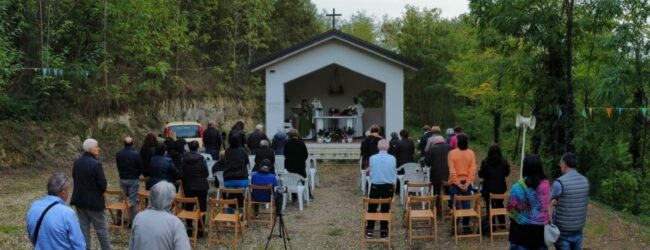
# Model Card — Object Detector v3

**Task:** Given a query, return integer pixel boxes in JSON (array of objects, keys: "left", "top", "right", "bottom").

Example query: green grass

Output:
[
  {"left": 327, "top": 228, "right": 343, "bottom": 237},
  {"left": 0, "top": 225, "right": 21, "bottom": 235}
]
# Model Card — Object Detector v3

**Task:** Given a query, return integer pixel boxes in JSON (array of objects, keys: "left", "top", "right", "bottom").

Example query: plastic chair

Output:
[
  {"left": 359, "top": 156, "right": 368, "bottom": 194},
  {"left": 280, "top": 173, "right": 310, "bottom": 211},
  {"left": 402, "top": 182, "right": 433, "bottom": 222},
  {"left": 397, "top": 162, "right": 421, "bottom": 176},
  {"left": 208, "top": 198, "right": 244, "bottom": 249},
  {"left": 488, "top": 193, "right": 509, "bottom": 241},
  {"left": 305, "top": 156, "right": 319, "bottom": 190},
  {"left": 247, "top": 184, "right": 275, "bottom": 227},
  {"left": 451, "top": 194, "right": 482, "bottom": 244},
  {"left": 174, "top": 196, "right": 205, "bottom": 245},
  {"left": 248, "top": 155, "right": 255, "bottom": 174},
  {"left": 400, "top": 172, "right": 427, "bottom": 204},
  {"left": 136, "top": 190, "right": 149, "bottom": 212},
  {"left": 104, "top": 190, "right": 130, "bottom": 234},
  {"left": 361, "top": 198, "right": 394, "bottom": 248},
  {"left": 406, "top": 195, "right": 437, "bottom": 245},
  {"left": 275, "top": 155, "right": 287, "bottom": 174}
]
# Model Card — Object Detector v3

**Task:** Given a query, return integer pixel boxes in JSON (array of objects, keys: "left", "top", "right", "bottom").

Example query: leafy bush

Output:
[{"left": 599, "top": 170, "right": 639, "bottom": 212}]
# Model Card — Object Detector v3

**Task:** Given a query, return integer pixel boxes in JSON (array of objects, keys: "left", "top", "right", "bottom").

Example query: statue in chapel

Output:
[{"left": 298, "top": 99, "right": 313, "bottom": 138}]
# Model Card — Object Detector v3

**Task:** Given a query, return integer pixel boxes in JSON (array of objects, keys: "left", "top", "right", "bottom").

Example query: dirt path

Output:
[{"left": 1, "top": 163, "right": 649, "bottom": 249}]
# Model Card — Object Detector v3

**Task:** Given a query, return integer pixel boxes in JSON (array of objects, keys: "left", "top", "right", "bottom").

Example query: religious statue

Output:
[{"left": 298, "top": 99, "right": 313, "bottom": 138}]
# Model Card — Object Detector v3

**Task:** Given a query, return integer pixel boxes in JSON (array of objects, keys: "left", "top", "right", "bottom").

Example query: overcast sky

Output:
[{"left": 311, "top": 0, "right": 469, "bottom": 20}]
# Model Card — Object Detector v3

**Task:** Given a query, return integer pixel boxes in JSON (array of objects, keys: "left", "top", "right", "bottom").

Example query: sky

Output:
[{"left": 310, "top": 0, "right": 469, "bottom": 20}]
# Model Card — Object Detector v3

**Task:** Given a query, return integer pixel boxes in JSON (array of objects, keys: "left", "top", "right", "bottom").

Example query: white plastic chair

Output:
[
  {"left": 305, "top": 155, "right": 319, "bottom": 190},
  {"left": 401, "top": 172, "right": 427, "bottom": 204},
  {"left": 275, "top": 155, "right": 287, "bottom": 174},
  {"left": 280, "top": 173, "right": 310, "bottom": 211},
  {"left": 359, "top": 157, "right": 369, "bottom": 195},
  {"left": 397, "top": 162, "right": 421, "bottom": 176},
  {"left": 248, "top": 155, "right": 255, "bottom": 174}
]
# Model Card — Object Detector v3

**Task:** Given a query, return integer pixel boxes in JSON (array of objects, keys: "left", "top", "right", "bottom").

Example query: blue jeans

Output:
[
  {"left": 205, "top": 148, "right": 219, "bottom": 161},
  {"left": 224, "top": 180, "right": 249, "bottom": 213},
  {"left": 509, "top": 243, "right": 548, "bottom": 250},
  {"left": 555, "top": 231, "right": 582, "bottom": 250},
  {"left": 119, "top": 179, "right": 139, "bottom": 221},
  {"left": 449, "top": 181, "right": 472, "bottom": 226}
]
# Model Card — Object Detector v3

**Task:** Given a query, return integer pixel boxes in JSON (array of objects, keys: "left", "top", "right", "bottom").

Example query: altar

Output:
[{"left": 313, "top": 115, "right": 361, "bottom": 137}]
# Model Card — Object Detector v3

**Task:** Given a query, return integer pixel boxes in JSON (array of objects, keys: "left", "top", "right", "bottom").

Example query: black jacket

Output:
[
  {"left": 425, "top": 143, "right": 451, "bottom": 184},
  {"left": 478, "top": 157, "right": 510, "bottom": 197},
  {"left": 228, "top": 129, "right": 246, "bottom": 148},
  {"left": 203, "top": 127, "right": 222, "bottom": 150},
  {"left": 71, "top": 153, "right": 107, "bottom": 211},
  {"left": 148, "top": 155, "right": 179, "bottom": 190},
  {"left": 284, "top": 138, "right": 308, "bottom": 177},
  {"left": 253, "top": 147, "right": 275, "bottom": 172},
  {"left": 116, "top": 146, "right": 142, "bottom": 179},
  {"left": 418, "top": 131, "right": 432, "bottom": 153},
  {"left": 181, "top": 151, "right": 209, "bottom": 191},
  {"left": 360, "top": 135, "right": 382, "bottom": 161},
  {"left": 223, "top": 147, "right": 249, "bottom": 181},
  {"left": 395, "top": 138, "right": 416, "bottom": 167},
  {"left": 139, "top": 146, "right": 155, "bottom": 177},
  {"left": 247, "top": 130, "right": 269, "bottom": 153}
]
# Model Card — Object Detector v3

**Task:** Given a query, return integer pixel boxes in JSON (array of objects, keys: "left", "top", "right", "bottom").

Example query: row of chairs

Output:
[{"left": 361, "top": 182, "right": 510, "bottom": 248}]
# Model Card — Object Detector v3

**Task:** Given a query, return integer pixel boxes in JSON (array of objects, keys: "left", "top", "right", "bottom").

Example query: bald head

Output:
[
  {"left": 123, "top": 136, "right": 134, "bottom": 147},
  {"left": 377, "top": 139, "right": 389, "bottom": 151}
]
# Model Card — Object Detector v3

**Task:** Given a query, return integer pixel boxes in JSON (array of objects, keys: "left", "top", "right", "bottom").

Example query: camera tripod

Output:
[{"left": 265, "top": 198, "right": 290, "bottom": 250}]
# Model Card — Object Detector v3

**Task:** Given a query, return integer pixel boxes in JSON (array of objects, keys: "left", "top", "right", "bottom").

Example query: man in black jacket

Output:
[
  {"left": 181, "top": 141, "right": 209, "bottom": 237},
  {"left": 247, "top": 124, "right": 269, "bottom": 155},
  {"left": 71, "top": 138, "right": 111, "bottom": 250},
  {"left": 425, "top": 135, "right": 452, "bottom": 197},
  {"left": 115, "top": 136, "right": 141, "bottom": 225},
  {"left": 203, "top": 121, "right": 222, "bottom": 160},
  {"left": 395, "top": 129, "right": 416, "bottom": 170},
  {"left": 417, "top": 125, "right": 432, "bottom": 157},
  {"left": 360, "top": 125, "right": 382, "bottom": 170}
]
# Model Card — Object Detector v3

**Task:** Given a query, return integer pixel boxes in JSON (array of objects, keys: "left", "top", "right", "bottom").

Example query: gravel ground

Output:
[{"left": 1, "top": 161, "right": 649, "bottom": 249}]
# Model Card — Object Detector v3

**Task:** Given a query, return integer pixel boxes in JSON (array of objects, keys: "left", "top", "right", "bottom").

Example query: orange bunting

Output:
[{"left": 606, "top": 107, "right": 613, "bottom": 118}]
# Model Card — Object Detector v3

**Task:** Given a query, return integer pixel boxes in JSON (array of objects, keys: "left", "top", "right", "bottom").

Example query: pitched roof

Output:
[{"left": 249, "top": 29, "right": 419, "bottom": 72}]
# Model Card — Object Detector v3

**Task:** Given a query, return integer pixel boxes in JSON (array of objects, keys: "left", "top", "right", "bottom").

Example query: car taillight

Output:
[{"left": 199, "top": 125, "right": 204, "bottom": 138}]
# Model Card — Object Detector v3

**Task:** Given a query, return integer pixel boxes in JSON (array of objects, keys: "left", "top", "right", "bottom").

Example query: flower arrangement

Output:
[
  {"left": 345, "top": 126, "right": 355, "bottom": 136},
  {"left": 311, "top": 97, "right": 323, "bottom": 111}
]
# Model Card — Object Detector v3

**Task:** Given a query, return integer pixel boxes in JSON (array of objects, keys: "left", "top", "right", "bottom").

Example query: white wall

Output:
[{"left": 264, "top": 39, "right": 404, "bottom": 138}]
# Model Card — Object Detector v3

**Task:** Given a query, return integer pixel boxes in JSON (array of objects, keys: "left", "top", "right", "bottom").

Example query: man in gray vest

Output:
[{"left": 551, "top": 152, "right": 589, "bottom": 250}]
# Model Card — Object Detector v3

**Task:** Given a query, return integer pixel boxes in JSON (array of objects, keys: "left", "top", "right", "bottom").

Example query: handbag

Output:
[{"left": 544, "top": 202, "right": 560, "bottom": 246}]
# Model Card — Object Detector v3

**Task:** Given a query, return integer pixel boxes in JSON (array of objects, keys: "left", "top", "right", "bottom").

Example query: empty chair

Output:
[
  {"left": 359, "top": 157, "right": 370, "bottom": 195},
  {"left": 173, "top": 197, "right": 205, "bottom": 245},
  {"left": 275, "top": 155, "right": 287, "bottom": 174},
  {"left": 400, "top": 172, "right": 427, "bottom": 204},
  {"left": 488, "top": 193, "right": 509, "bottom": 241},
  {"left": 306, "top": 155, "right": 319, "bottom": 190},
  {"left": 247, "top": 184, "right": 275, "bottom": 226},
  {"left": 280, "top": 173, "right": 310, "bottom": 211},
  {"left": 104, "top": 190, "right": 130, "bottom": 234},
  {"left": 397, "top": 162, "right": 421, "bottom": 176},
  {"left": 361, "top": 198, "right": 394, "bottom": 248},
  {"left": 219, "top": 188, "right": 247, "bottom": 221},
  {"left": 451, "top": 194, "right": 482, "bottom": 244},
  {"left": 402, "top": 182, "right": 433, "bottom": 221},
  {"left": 247, "top": 155, "right": 255, "bottom": 173},
  {"left": 208, "top": 198, "right": 244, "bottom": 249},
  {"left": 406, "top": 196, "right": 437, "bottom": 245}
]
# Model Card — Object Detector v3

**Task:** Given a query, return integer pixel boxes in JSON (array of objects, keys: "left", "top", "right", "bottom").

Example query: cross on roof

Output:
[{"left": 326, "top": 8, "right": 342, "bottom": 30}]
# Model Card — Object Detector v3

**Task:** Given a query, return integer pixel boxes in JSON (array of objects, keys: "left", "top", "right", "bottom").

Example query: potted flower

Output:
[
  {"left": 317, "top": 129, "right": 327, "bottom": 143},
  {"left": 345, "top": 126, "right": 355, "bottom": 143},
  {"left": 311, "top": 98, "right": 323, "bottom": 117},
  {"left": 329, "top": 130, "right": 340, "bottom": 143}
]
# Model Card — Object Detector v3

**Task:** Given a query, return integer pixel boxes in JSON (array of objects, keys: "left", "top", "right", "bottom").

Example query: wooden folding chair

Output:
[
  {"left": 208, "top": 198, "right": 245, "bottom": 249},
  {"left": 439, "top": 182, "right": 452, "bottom": 223},
  {"left": 406, "top": 195, "right": 437, "bottom": 245},
  {"left": 138, "top": 176, "right": 149, "bottom": 191},
  {"left": 173, "top": 197, "right": 205, "bottom": 245},
  {"left": 451, "top": 194, "right": 482, "bottom": 244},
  {"left": 247, "top": 184, "right": 274, "bottom": 227},
  {"left": 219, "top": 188, "right": 248, "bottom": 226},
  {"left": 136, "top": 190, "right": 150, "bottom": 212},
  {"left": 176, "top": 180, "right": 185, "bottom": 198},
  {"left": 488, "top": 193, "right": 509, "bottom": 241},
  {"left": 104, "top": 190, "right": 129, "bottom": 234},
  {"left": 402, "top": 182, "right": 432, "bottom": 222},
  {"left": 361, "top": 198, "right": 393, "bottom": 248}
]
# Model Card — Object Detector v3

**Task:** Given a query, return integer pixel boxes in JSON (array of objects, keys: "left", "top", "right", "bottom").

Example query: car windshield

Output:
[{"left": 170, "top": 125, "right": 200, "bottom": 139}]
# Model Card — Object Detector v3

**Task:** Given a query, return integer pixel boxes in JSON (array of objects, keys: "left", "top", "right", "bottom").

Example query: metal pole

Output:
[{"left": 520, "top": 126, "right": 527, "bottom": 179}]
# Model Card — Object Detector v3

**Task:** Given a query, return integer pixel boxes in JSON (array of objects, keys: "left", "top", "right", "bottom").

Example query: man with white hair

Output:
[
  {"left": 247, "top": 123, "right": 269, "bottom": 155},
  {"left": 27, "top": 173, "right": 85, "bottom": 249},
  {"left": 129, "top": 181, "right": 191, "bottom": 250},
  {"left": 365, "top": 139, "right": 397, "bottom": 240},
  {"left": 71, "top": 138, "right": 110, "bottom": 250}
]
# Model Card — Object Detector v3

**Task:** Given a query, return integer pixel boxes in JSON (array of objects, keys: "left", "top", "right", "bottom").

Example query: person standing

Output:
[
  {"left": 180, "top": 141, "right": 209, "bottom": 237},
  {"left": 417, "top": 125, "right": 432, "bottom": 157},
  {"left": 148, "top": 144, "right": 179, "bottom": 190},
  {"left": 478, "top": 144, "right": 510, "bottom": 228},
  {"left": 140, "top": 133, "right": 158, "bottom": 178},
  {"left": 350, "top": 97, "right": 365, "bottom": 137},
  {"left": 129, "top": 181, "right": 191, "bottom": 250},
  {"left": 247, "top": 124, "right": 269, "bottom": 154},
  {"left": 424, "top": 126, "right": 443, "bottom": 153},
  {"left": 70, "top": 138, "right": 111, "bottom": 250},
  {"left": 388, "top": 132, "right": 399, "bottom": 157},
  {"left": 228, "top": 121, "right": 246, "bottom": 148},
  {"left": 447, "top": 134, "right": 477, "bottom": 233},
  {"left": 507, "top": 155, "right": 550, "bottom": 249},
  {"left": 271, "top": 128, "right": 289, "bottom": 155},
  {"left": 284, "top": 129, "right": 313, "bottom": 200},
  {"left": 298, "top": 99, "right": 313, "bottom": 138},
  {"left": 449, "top": 126, "right": 463, "bottom": 149},
  {"left": 27, "top": 173, "right": 85, "bottom": 250},
  {"left": 115, "top": 136, "right": 142, "bottom": 225},
  {"left": 551, "top": 152, "right": 589, "bottom": 250},
  {"left": 203, "top": 121, "right": 223, "bottom": 161},
  {"left": 394, "top": 129, "right": 415, "bottom": 169},
  {"left": 364, "top": 139, "right": 397, "bottom": 240},
  {"left": 425, "top": 135, "right": 451, "bottom": 197},
  {"left": 253, "top": 140, "right": 275, "bottom": 173},
  {"left": 360, "top": 125, "right": 382, "bottom": 171}
]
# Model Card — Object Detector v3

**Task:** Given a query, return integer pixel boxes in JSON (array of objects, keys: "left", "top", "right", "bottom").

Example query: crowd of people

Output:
[
  {"left": 361, "top": 124, "right": 590, "bottom": 250},
  {"left": 25, "top": 121, "right": 312, "bottom": 250}
]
